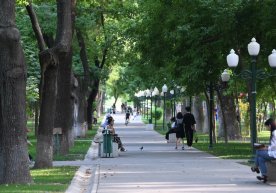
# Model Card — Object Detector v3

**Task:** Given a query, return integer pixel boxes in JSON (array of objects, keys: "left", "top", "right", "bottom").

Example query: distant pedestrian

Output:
[
  {"left": 183, "top": 107, "right": 196, "bottom": 149},
  {"left": 175, "top": 112, "right": 185, "bottom": 150},
  {"left": 112, "top": 103, "right": 116, "bottom": 114},
  {"left": 125, "top": 111, "right": 130, "bottom": 125}
]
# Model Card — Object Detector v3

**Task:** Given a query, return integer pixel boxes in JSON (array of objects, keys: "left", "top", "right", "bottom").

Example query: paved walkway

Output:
[{"left": 66, "top": 113, "right": 275, "bottom": 193}]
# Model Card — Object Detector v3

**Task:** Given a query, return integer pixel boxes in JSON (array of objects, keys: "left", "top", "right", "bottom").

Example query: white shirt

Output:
[{"left": 268, "top": 130, "right": 276, "bottom": 158}]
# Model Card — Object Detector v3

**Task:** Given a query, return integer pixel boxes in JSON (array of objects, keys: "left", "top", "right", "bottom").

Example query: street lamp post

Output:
[
  {"left": 153, "top": 87, "right": 159, "bottom": 128},
  {"left": 170, "top": 90, "right": 175, "bottom": 118},
  {"left": 226, "top": 38, "right": 276, "bottom": 159},
  {"left": 146, "top": 89, "right": 150, "bottom": 120},
  {"left": 206, "top": 71, "right": 230, "bottom": 149},
  {"left": 162, "top": 84, "right": 168, "bottom": 131},
  {"left": 208, "top": 81, "right": 214, "bottom": 149},
  {"left": 149, "top": 88, "right": 153, "bottom": 124}
]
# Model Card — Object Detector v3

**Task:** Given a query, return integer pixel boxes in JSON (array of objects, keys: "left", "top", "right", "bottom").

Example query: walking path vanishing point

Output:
[{"left": 64, "top": 113, "right": 276, "bottom": 193}]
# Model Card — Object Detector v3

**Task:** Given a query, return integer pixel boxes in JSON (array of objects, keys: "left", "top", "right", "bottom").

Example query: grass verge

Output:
[{"left": 0, "top": 166, "right": 78, "bottom": 193}]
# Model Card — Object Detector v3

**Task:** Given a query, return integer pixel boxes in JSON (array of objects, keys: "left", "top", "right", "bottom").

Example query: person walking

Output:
[
  {"left": 251, "top": 118, "right": 276, "bottom": 183},
  {"left": 175, "top": 112, "right": 185, "bottom": 150},
  {"left": 183, "top": 106, "right": 196, "bottom": 149},
  {"left": 125, "top": 110, "right": 131, "bottom": 125}
]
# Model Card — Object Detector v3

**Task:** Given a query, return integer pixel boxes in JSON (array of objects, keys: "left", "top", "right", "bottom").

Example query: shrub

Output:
[{"left": 152, "top": 107, "right": 162, "bottom": 120}]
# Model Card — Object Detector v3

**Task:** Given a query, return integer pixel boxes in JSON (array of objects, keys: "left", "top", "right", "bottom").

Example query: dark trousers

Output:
[
  {"left": 165, "top": 129, "right": 175, "bottom": 140},
  {"left": 185, "top": 128, "right": 194, "bottom": 147},
  {"left": 113, "top": 134, "right": 124, "bottom": 150}
]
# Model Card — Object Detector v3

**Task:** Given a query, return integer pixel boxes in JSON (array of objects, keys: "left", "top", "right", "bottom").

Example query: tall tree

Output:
[
  {"left": 0, "top": 0, "right": 32, "bottom": 184},
  {"left": 54, "top": 0, "right": 76, "bottom": 155},
  {"left": 27, "top": 0, "right": 73, "bottom": 168}
]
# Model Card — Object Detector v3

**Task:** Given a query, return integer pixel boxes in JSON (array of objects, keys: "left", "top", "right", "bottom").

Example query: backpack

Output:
[{"left": 174, "top": 118, "right": 184, "bottom": 132}]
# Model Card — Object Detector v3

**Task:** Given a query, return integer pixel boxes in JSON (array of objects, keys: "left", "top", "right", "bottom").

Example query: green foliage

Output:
[{"left": 152, "top": 107, "right": 162, "bottom": 120}]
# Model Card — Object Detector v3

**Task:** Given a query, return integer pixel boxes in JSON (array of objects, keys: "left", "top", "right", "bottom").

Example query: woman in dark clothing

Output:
[
  {"left": 183, "top": 106, "right": 196, "bottom": 149},
  {"left": 175, "top": 112, "right": 185, "bottom": 150}
]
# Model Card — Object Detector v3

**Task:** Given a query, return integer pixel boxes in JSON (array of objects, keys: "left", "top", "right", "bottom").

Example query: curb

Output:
[{"left": 66, "top": 141, "right": 100, "bottom": 193}]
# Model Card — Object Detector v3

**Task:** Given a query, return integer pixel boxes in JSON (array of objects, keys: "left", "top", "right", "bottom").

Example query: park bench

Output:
[{"left": 266, "top": 160, "right": 276, "bottom": 182}]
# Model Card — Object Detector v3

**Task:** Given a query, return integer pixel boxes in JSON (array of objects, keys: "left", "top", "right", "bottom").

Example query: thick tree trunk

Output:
[
  {"left": 35, "top": 63, "right": 57, "bottom": 168},
  {"left": 29, "top": 0, "right": 72, "bottom": 168},
  {"left": 34, "top": 101, "right": 39, "bottom": 136},
  {"left": 87, "top": 79, "right": 100, "bottom": 130},
  {"left": 97, "top": 90, "right": 104, "bottom": 116},
  {"left": 0, "top": 0, "right": 32, "bottom": 184},
  {"left": 54, "top": 49, "right": 73, "bottom": 155},
  {"left": 75, "top": 77, "right": 87, "bottom": 137},
  {"left": 54, "top": 0, "right": 75, "bottom": 155},
  {"left": 193, "top": 96, "right": 204, "bottom": 132},
  {"left": 217, "top": 90, "right": 228, "bottom": 143},
  {"left": 218, "top": 93, "right": 240, "bottom": 140}
]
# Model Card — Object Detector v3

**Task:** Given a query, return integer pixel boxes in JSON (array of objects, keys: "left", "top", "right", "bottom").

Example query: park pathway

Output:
[{"left": 66, "top": 113, "right": 276, "bottom": 193}]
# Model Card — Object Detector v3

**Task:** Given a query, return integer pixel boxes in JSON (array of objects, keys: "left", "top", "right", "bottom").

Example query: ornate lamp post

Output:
[
  {"left": 205, "top": 70, "right": 230, "bottom": 149},
  {"left": 162, "top": 84, "right": 168, "bottom": 131},
  {"left": 152, "top": 87, "right": 159, "bottom": 128},
  {"left": 140, "top": 90, "right": 146, "bottom": 118},
  {"left": 226, "top": 38, "right": 276, "bottom": 158},
  {"left": 149, "top": 88, "right": 153, "bottom": 124},
  {"left": 170, "top": 89, "right": 175, "bottom": 118}
]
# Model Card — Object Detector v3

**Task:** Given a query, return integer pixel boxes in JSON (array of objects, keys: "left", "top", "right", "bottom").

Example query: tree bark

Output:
[
  {"left": 216, "top": 89, "right": 228, "bottom": 143},
  {"left": 87, "top": 79, "right": 100, "bottom": 130},
  {"left": 193, "top": 96, "right": 204, "bottom": 132},
  {"left": 0, "top": 0, "right": 32, "bottom": 184},
  {"left": 218, "top": 93, "right": 241, "bottom": 140},
  {"left": 54, "top": 48, "right": 73, "bottom": 155},
  {"left": 27, "top": 0, "right": 73, "bottom": 168},
  {"left": 53, "top": 0, "right": 75, "bottom": 155}
]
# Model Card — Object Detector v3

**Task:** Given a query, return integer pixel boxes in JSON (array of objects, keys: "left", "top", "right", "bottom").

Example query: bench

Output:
[{"left": 266, "top": 160, "right": 276, "bottom": 182}]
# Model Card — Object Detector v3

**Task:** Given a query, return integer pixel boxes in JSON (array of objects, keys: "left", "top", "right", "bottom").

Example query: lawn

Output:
[
  {"left": 0, "top": 166, "right": 78, "bottom": 193},
  {"left": 5, "top": 118, "right": 103, "bottom": 193},
  {"left": 151, "top": 117, "right": 271, "bottom": 160},
  {"left": 27, "top": 123, "right": 98, "bottom": 161}
]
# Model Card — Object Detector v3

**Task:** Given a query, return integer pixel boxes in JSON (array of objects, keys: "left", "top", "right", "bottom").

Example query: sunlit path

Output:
[{"left": 89, "top": 113, "right": 275, "bottom": 193}]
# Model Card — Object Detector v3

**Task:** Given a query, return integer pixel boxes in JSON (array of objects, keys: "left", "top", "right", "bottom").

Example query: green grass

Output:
[
  {"left": 193, "top": 132, "right": 269, "bottom": 159},
  {"left": 0, "top": 166, "right": 78, "bottom": 193},
  {"left": 9, "top": 120, "right": 102, "bottom": 193},
  {"left": 153, "top": 125, "right": 271, "bottom": 159},
  {"left": 27, "top": 123, "right": 98, "bottom": 161}
]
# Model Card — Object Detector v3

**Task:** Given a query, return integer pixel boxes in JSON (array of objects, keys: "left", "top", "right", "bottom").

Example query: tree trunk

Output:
[
  {"left": 193, "top": 96, "right": 204, "bottom": 132},
  {"left": 75, "top": 77, "right": 87, "bottom": 137},
  {"left": 53, "top": 0, "right": 76, "bottom": 155},
  {"left": 28, "top": 0, "right": 73, "bottom": 168},
  {"left": 35, "top": 62, "right": 57, "bottom": 168},
  {"left": 98, "top": 90, "right": 104, "bottom": 116},
  {"left": 216, "top": 89, "right": 228, "bottom": 143},
  {"left": 34, "top": 101, "right": 39, "bottom": 136},
  {"left": 218, "top": 93, "right": 240, "bottom": 140},
  {"left": 87, "top": 79, "right": 100, "bottom": 130},
  {"left": 54, "top": 48, "right": 73, "bottom": 155},
  {"left": 0, "top": 0, "right": 32, "bottom": 184}
]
